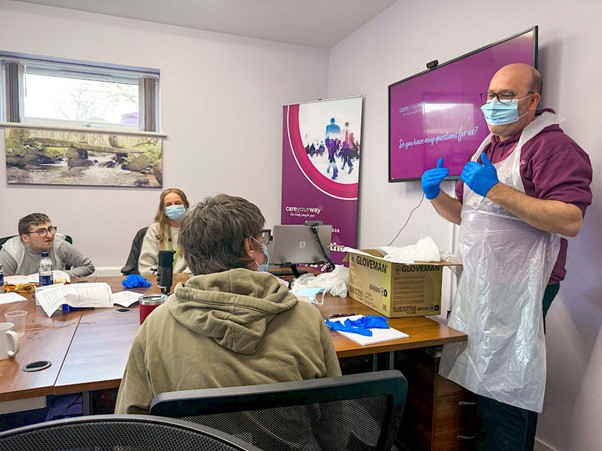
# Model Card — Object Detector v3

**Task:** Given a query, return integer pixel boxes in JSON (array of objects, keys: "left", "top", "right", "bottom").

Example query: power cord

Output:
[
  {"left": 50, "top": 394, "right": 82, "bottom": 419},
  {"left": 310, "top": 225, "right": 335, "bottom": 271},
  {"left": 387, "top": 193, "right": 425, "bottom": 246}
]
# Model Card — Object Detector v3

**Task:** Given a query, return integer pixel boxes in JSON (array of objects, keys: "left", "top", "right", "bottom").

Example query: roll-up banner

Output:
[{"left": 281, "top": 96, "right": 363, "bottom": 265}]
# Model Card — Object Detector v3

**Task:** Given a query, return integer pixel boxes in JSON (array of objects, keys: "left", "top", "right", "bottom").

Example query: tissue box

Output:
[{"left": 344, "top": 249, "right": 460, "bottom": 318}]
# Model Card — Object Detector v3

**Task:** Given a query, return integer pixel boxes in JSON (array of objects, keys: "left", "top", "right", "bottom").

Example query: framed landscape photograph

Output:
[{"left": 4, "top": 128, "right": 163, "bottom": 188}]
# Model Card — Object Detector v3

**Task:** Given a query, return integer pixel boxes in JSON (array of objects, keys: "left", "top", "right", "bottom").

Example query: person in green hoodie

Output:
[{"left": 115, "top": 194, "right": 342, "bottom": 435}]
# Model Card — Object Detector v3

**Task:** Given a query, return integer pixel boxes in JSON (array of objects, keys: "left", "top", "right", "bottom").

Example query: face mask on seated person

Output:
[
  {"left": 165, "top": 205, "right": 186, "bottom": 221},
  {"left": 252, "top": 238, "right": 270, "bottom": 272}
]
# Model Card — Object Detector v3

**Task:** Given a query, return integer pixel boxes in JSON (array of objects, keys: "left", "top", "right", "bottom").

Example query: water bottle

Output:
[
  {"left": 0, "top": 263, "right": 4, "bottom": 293},
  {"left": 39, "top": 252, "right": 54, "bottom": 287}
]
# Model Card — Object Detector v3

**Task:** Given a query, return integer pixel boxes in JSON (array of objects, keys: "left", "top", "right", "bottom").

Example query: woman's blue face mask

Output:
[
  {"left": 481, "top": 94, "right": 532, "bottom": 126},
  {"left": 165, "top": 205, "right": 186, "bottom": 221}
]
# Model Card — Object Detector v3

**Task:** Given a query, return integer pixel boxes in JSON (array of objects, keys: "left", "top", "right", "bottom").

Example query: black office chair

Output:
[
  {"left": 121, "top": 226, "right": 149, "bottom": 275},
  {"left": 150, "top": 370, "right": 408, "bottom": 451},
  {"left": 0, "top": 414, "right": 260, "bottom": 451},
  {"left": 0, "top": 235, "right": 16, "bottom": 250}
]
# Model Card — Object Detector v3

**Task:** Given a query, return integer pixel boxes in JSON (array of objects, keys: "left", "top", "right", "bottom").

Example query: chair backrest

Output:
[
  {"left": 0, "top": 414, "right": 260, "bottom": 451},
  {"left": 0, "top": 235, "right": 16, "bottom": 250},
  {"left": 121, "top": 226, "right": 149, "bottom": 275},
  {"left": 150, "top": 370, "right": 408, "bottom": 451}
]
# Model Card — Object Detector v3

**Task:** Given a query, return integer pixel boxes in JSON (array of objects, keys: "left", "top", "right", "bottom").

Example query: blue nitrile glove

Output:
[
  {"left": 347, "top": 315, "right": 390, "bottom": 330},
  {"left": 421, "top": 158, "right": 449, "bottom": 200},
  {"left": 325, "top": 319, "right": 373, "bottom": 336},
  {"left": 325, "top": 315, "right": 390, "bottom": 336},
  {"left": 460, "top": 152, "right": 499, "bottom": 197},
  {"left": 122, "top": 274, "right": 152, "bottom": 289}
]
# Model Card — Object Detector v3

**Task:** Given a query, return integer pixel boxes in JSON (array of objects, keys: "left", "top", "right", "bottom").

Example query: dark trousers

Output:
[{"left": 476, "top": 283, "right": 560, "bottom": 451}]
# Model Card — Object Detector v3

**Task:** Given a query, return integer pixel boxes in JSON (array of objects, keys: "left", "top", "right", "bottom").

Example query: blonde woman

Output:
[{"left": 138, "top": 188, "right": 190, "bottom": 274}]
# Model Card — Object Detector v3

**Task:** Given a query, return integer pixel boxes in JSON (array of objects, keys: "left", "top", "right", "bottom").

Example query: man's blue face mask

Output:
[
  {"left": 480, "top": 94, "right": 532, "bottom": 126},
  {"left": 252, "top": 238, "right": 270, "bottom": 272}
]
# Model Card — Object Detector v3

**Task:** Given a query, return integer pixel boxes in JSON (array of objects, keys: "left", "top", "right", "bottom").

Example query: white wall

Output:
[
  {"left": 329, "top": 0, "right": 601, "bottom": 449},
  {"left": 0, "top": 0, "right": 328, "bottom": 268}
]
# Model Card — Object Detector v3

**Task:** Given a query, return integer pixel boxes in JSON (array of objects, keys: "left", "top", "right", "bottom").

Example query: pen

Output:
[{"left": 329, "top": 313, "right": 356, "bottom": 318}]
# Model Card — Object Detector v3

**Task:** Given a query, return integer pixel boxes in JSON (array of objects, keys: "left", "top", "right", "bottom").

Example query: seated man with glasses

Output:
[{"left": 0, "top": 212, "right": 94, "bottom": 277}]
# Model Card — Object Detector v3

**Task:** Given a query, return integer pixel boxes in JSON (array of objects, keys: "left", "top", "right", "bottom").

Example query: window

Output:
[{"left": 0, "top": 52, "right": 160, "bottom": 133}]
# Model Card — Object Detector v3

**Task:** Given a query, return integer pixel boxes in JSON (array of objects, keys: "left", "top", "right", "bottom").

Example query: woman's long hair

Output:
[{"left": 153, "top": 188, "right": 190, "bottom": 249}]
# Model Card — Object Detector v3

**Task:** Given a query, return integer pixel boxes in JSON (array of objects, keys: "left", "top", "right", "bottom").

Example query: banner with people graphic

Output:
[{"left": 281, "top": 96, "right": 363, "bottom": 265}]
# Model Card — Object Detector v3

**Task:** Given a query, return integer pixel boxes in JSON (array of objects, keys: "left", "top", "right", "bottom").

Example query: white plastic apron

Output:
[{"left": 439, "top": 112, "right": 562, "bottom": 412}]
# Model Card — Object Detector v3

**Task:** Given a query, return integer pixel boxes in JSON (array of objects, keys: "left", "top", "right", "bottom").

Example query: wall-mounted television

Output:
[{"left": 388, "top": 27, "right": 538, "bottom": 182}]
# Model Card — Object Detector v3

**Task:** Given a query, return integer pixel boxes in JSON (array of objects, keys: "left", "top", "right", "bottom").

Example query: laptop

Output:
[{"left": 270, "top": 225, "right": 332, "bottom": 265}]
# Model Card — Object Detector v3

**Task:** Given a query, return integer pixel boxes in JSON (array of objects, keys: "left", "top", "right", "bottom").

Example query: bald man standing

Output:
[{"left": 421, "top": 64, "right": 592, "bottom": 450}]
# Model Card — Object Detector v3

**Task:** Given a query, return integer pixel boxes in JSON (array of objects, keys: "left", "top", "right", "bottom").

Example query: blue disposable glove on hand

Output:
[
  {"left": 460, "top": 152, "right": 499, "bottom": 197},
  {"left": 421, "top": 157, "right": 449, "bottom": 200}
]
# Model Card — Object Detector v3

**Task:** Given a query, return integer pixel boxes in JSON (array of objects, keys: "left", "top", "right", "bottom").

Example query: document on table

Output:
[
  {"left": 0, "top": 292, "right": 28, "bottom": 305},
  {"left": 35, "top": 282, "right": 113, "bottom": 317},
  {"left": 328, "top": 315, "right": 409, "bottom": 346},
  {"left": 112, "top": 291, "right": 142, "bottom": 307}
]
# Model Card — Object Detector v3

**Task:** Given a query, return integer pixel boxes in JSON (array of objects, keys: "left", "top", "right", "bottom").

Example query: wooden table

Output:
[
  {"left": 319, "top": 293, "right": 465, "bottom": 358},
  {"left": 54, "top": 274, "right": 188, "bottom": 396},
  {"left": 1, "top": 274, "right": 466, "bottom": 414},
  {"left": 0, "top": 291, "right": 81, "bottom": 413}
]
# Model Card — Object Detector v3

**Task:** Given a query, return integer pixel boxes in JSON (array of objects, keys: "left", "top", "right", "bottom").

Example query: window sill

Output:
[{"left": 0, "top": 122, "right": 167, "bottom": 138}]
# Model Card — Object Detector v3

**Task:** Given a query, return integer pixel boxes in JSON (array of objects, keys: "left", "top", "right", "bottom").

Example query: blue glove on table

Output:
[
  {"left": 460, "top": 152, "right": 499, "bottom": 197},
  {"left": 325, "top": 315, "right": 390, "bottom": 337},
  {"left": 122, "top": 274, "right": 151, "bottom": 289},
  {"left": 421, "top": 158, "right": 449, "bottom": 200}
]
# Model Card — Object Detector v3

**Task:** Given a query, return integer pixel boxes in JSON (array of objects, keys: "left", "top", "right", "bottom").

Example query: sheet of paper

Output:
[
  {"left": 0, "top": 292, "right": 28, "bottom": 305},
  {"left": 5, "top": 270, "right": 71, "bottom": 285},
  {"left": 112, "top": 291, "right": 142, "bottom": 308},
  {"left": 35, "top": 282, "right": 113, "bottom": 317},
  {"left": 327, "top": 315, "right": 409, "bottom": 346}
]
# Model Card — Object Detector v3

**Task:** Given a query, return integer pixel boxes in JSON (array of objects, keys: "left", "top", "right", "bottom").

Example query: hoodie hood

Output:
[{"left": 167, "top": 268, "right": 298, "bottom": 355}]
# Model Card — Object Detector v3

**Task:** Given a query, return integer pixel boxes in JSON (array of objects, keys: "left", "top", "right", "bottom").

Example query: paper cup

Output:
[{"left": 5, "top": 310, "right": 27, "bottom": 337}]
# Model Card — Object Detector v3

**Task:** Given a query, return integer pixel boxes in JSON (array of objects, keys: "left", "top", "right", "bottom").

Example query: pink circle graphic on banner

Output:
[{"left": 286, "top": 104, "right": 358, "bottom": 200}]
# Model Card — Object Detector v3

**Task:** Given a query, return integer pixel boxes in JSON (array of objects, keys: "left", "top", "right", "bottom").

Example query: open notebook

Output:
[{"left": 327, "top": 314, "right": 409, "bottom": 346}]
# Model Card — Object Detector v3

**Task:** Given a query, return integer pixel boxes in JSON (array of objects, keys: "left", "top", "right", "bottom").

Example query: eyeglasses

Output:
[
  {"left": 480, "top": 90, "right": 534, "bottom": 104},
  {"left": 258, "top": 229, "right": 272, "bottom": 246},
  {"left": 27, "top": 226, "right": 58, "bottom": 237}
]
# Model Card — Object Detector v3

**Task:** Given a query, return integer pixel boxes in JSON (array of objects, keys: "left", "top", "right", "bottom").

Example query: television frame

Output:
[{"left": 388, "top": 26, "right": 538, "bottom": 182}]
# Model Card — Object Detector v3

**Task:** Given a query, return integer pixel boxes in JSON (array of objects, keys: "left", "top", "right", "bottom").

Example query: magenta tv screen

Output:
[{"left": 389, "top": 27, "right": 538, "bottom": 182}]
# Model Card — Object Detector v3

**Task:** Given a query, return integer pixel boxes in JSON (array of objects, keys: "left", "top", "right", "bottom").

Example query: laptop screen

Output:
[{"left": 270, "top": 225, "right": 332, "bottom": 265}]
